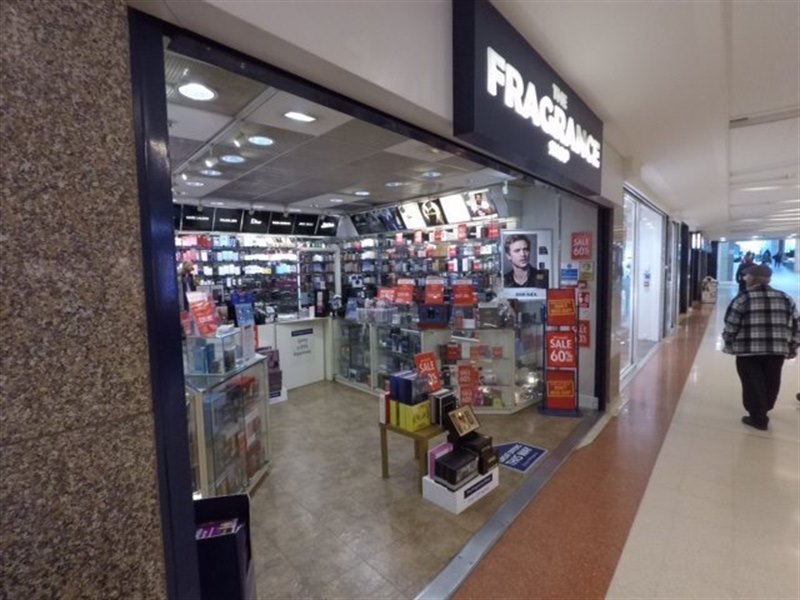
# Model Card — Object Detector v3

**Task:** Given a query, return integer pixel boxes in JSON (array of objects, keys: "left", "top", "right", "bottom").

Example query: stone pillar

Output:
[{"left": 0, "top": 1, "right": 166, "bottom": 596}]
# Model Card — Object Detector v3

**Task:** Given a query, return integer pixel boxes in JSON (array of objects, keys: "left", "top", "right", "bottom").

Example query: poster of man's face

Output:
[
  {"left": 501, "top": 230, "right": 552, "bottom": 300},
  {"left": 466, "top": 191, "right": 497, "bottom": 219}
]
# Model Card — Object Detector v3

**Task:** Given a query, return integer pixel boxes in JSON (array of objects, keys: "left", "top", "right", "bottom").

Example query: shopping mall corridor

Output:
[{"left": 452, "top": 267, "right": 799, "bottom": 599}]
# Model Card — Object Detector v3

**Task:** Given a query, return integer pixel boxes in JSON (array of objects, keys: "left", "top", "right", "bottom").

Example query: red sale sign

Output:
[
  {"left": 571, "top": 231, "right": 593, "bottom": 260},
  {"left": 452, "top": 282, "right": 475, "bottom": 306},
  {"left": 377, "top": 287, "right": 396, "bottom": 302},
  {"left": 546, "top": 370, "right": 577, "bottom": 410},
  {"left": 395, "top": 284, "right": 414, "bottom": 305},
  {"left": 546, "top": 331, "right": 577, "bottom": 369},
  {"left": 547, "top": 288, "right": 578, "bottom": 326},
  {"left": 578, "top": 320, "right": 591, "bottom": 348},
  {"left": 414, "top": 351, "right": 442, "bottom": 392}
]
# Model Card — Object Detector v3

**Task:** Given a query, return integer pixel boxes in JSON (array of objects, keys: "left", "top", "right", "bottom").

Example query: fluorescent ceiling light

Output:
[
  {"left": 329, "top": 198, "right": 344, "bottom": 203},
  {"left": 200, "top": 169, "right": 222, "bottom": 177},
  {"left": 720, "top": 237, "right": 727, "bottom": 242},
  {"left": 248, "top": 135, "right": 274, "bottom": 146},
  {"left": 177, "top": 82, "right": 216, "bottom": 101},
  {"left": 220, "top": 155, "right": 245, "bottom": 164},
  {"left": 752, "top": 235, "right": 760, "bottom": 239},
  {"left": 354, "top": 191, "right": 370, "bottom": 197},
  {"left": 284, "top": 111, "right": 316, "bottom": 123},
  {"left": 185, "top": 181, "right": 205, "bottom": 187},
  {"left": 204, "top": 156, "right": 218, "bottom": 168},
  {"left": 211, "top": 202, "right": 225, "bottom": 206}
]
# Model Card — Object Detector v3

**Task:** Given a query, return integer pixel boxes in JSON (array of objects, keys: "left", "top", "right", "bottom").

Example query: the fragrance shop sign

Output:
[{"left": 453, "top": 0, "right": 603, "bottom": 196}]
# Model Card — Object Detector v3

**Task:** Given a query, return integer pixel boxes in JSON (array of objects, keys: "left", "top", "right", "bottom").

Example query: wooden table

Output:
[{"left": 379, "top": 423, "right": 445, "bottom": 492}]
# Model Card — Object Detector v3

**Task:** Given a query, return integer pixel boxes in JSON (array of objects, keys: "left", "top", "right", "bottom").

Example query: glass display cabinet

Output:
[
  {"left": 374, "top": 325, "right": 422, "bottom": 391},
  {"left": 335, "top": 320, "right": 373, "bottom": 389},
  {"left": 185, "top": 354, "right": 270, "bottom": 498}
]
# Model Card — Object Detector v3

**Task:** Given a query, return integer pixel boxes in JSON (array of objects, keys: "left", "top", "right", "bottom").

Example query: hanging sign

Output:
[
  {"left": 545, "top": 370, "right": 577, "bottom": 410},
  {"left": 571, "top": 232, "right": 593, "bottom": 260},
  {"left": 577, "top": 320, "right": 591, "bottom": 348},
  {"left": 546, "top": 331, "right": 577, "bottom": 369},
  {"left": 414, "top": 351, "right": 442, "bottom": 392},
  {"left": 546, "top": 288, "right": 577, "bottom": 326}
]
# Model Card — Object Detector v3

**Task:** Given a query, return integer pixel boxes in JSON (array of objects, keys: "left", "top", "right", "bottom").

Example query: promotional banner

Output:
[
  {"left": 415, "top": 351, "right": 442, "bottom": 392},
  {"left": 501, "top": 229, "right": 553, "bottom": 300},
  {"left": 546, "top": 331, "right": 577, "bottom": 369},
  {"left": 457, "top": 363, "right": 480, "bottom": 405},
  {"left": 546, "top": 288, "right": 578, "bottom": 326},
  {"left": 377, "top": 288, "right": 396, "bottom": 302},
  {"left": 424, "top": 278, "right": 445, "bottom": 304},
  {"left": 545, "top": 370, "right": 577, "bottom": 410},
  {"left": 395, "top": 282, "right": 415, "bottom": 305}
]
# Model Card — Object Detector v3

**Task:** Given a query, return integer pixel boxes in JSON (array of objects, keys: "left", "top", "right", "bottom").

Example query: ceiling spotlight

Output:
[
  {"left": 185, "top": 180, "right": 205, "bottom": 187},
  {"left": 249, "top": 204, "right": 255, "bottom": 215},
  {"left": 284, "top": 111, "right": 316, "bottom": 123},
  {"left": 204, "top": 155, "right": 218, "bottom": 168},
  {"left": 233, "top": 136, "right": 243, "bottom": 148},
  {"left": 385, "top": 181, "right": 404, "bottom": 188},
  {"left": 177, "top": 82, "right": 217, "bottom": 101},
  {"left": 422, "top": 170, "right": 441, "bottom": 179},
  {"left": 329, "top": 198, "right": 344, "bottom": 203},
  {"left": 200, "top": 169, "right": 222, "bottom": 177},
  {"left": 180, "top": 173, "right": 188, "bottom": 181},
  {"left": 220, "top": 155, "right": 245, "bottom": 164},
  {"left": 197, "top": 202, "right": 204, "bottom": 212},
  {"left": 248, "top": 135, "right": 274, "bottom": 146},
  {"left": 354, "top": 190, "right": 370, "bottom": 197}
]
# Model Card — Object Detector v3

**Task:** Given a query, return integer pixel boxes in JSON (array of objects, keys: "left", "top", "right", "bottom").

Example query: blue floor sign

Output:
[{"left": 495, "top": 442, "right": 547, "bottom": 473}]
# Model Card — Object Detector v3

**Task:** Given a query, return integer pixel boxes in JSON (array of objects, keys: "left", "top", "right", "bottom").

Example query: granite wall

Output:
[{"left": 0, "top": 1, "right": 166, "bottom": 597}]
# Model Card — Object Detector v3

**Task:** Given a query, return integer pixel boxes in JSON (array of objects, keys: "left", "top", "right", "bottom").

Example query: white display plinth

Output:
[{"left": 422, "top": 467, "right": 499, "bottom": 514}]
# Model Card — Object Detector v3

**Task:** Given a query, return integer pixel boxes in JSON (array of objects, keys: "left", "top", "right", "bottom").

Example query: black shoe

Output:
[{"left": 741, "top": 416, "right": 768, "bottom": 431}]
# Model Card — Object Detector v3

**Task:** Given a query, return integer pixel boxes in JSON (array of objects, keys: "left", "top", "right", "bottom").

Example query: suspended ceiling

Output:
[{"left": 153, "top": 0, "right": 800, "bottom": 240}]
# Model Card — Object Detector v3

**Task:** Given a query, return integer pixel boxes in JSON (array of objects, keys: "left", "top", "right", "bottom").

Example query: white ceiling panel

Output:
[
  {"left": 167, "top": 103, "right": 232, "bottom": 141},
  {"left": 247, "top": 90, "right": 353, "bottom": 135}
]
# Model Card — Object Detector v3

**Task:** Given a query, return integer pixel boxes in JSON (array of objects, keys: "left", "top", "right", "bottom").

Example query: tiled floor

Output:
[
  {"left": 453, "top": 266, "right": 800, "bottom": 599},
  {"left": 250, "top": 381, "right": 585, "bottom": 598}
]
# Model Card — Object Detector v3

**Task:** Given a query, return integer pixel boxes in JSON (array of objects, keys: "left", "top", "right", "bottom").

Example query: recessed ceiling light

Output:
[
  {"left": 177, "top": 82, "right": 216, "bottom": 101},
  {"left": 289, "top": 208, "right": 302, "bottom": 213},
  {"left": 385, "top": 181, "right": 404, "bottom": 188},
  {"left": 248, "top": 135, "right": 274, "bottom": 146},
  {"left": 354, "top": 191, "right": 370, "bottom": 197},
  {"left": 329, "top": 198, "right": 344, "bottom": 203},
  {"left": 738, "top": 185, "right": 781, "bottom": 192},
  {"left": 284, "top": 111, "right": 316, "bottom": 123},
  {"left": 204, "top": 156, "right": 218, "bottom": 168},
  {"left": 180, "top": 173, "right": 188, "bottom": 181},
  {"left": 719, "top": 237, "right": 727, "bottom": 242},
  {"left": 752, "top": 235, "right": 760, "bottom": 239},
  {"left": 211, "top": 202, "right": 225, "bottom": 206},
  {"left": 422, "top": 171, "right": 441, "bottom": 179},
  {"left": 200, "top": 169, "right": 222, "bottom": 177},
  {"left": 185, "top": 181, "right": 205, "bottom": 187},
  {"left": 220, "top": 155, "right": 245, "bottom": 164}
]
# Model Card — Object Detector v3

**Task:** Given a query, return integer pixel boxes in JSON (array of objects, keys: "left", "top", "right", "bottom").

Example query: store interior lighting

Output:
[
  {"left": 284, "top": 111, "right": 316, "bottom": 122},
  {"left": 178, "top": 82, "right": 217, "bottom": 101}
]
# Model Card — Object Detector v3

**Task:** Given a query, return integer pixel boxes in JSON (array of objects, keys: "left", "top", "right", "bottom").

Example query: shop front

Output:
[{"left": 128, "top": 1, "right": 618, "bottom": 597}]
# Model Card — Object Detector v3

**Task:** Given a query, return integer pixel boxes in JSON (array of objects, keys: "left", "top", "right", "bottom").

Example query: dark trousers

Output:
[{"left": 735, "top": 355, "right": 785, "bottom": 425}]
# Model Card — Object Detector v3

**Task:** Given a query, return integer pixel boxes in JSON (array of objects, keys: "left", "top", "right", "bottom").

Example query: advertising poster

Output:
[
  {"left": 418, "top": 198, "right": 447, "bottom": 227},
  {"left": 578, "top": 320, "right": 591, "bottom": 348},
  {"left": 501, "top": 229, "right": 553, "bottom": 300},
  {"left": 546, "top": 370, "right": 577, "bottom": 410},
  {"left": 546, "top": 331, "right": 577, "bottom": 369},
  {"left": 465, "top": 189, "right": 498, "bottom": 219},
  {"left": 399, "top": 202, "right": 427, "bottom": 230},
  {"left": 424, "top": 278, "right": 445, "bottom": 304},
  {"left": 452, "top": 280, "right": 476, "bottom": 306},
  {"left": 571, "top": 231, "right": 593, "bottom": 260},
  {"left": 560, "top": 263, "right": 579, "bottom": 287},
  {"left": 414, "top": 351, "right": 442, "bottom": 392},
  {"left": 546, "top": 288, "right": 578, "bottom": 326},
  {"left": 440, "top": 193, "right": 472, "bottom": 224},
  {"left": 377, "top": 288, "right": 396, "bottom": 302},
  {"left": 578, "top": 287, "right": 591, "bottom": 310},
  {"left": 579, "top": 261, "right": 595, "bottom": 281},
  {"left": 395, "top": 283, "right": 414, "bottom": 305}
]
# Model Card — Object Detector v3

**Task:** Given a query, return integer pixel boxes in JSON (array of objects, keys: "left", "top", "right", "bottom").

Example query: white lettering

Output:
[
  {"left": 486, "top": 47, "right": 505, "bottom": 97},
  {"left": 485, "top": 47, "right": 600, "bottom": 170}
]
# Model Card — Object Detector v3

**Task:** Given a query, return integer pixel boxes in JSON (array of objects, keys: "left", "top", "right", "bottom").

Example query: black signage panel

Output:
[
  {"left": 241, "top": 210, "right": 270, "bottom": 234},
  {"left": 173, "top": 203, "right": 183, "bottom": 231},
  {"left": 180, "top": 204, "right": 213, "bottom": 231},
  {"left": 267, "top": 213, "right": 296, "bottom": 235},
  {"left": 293, "top": 215, "right": 319, "bottom": 236},
  {"left": 453, "top": 0, "right": 603, "bottom": 196},
  {"left": 351, "top": 212, "right": 386, "bottom": 235},
  {"left": 212, "top": 208, "right": 243, "bottom": 232},
  {"left": 315, "top": 215, "right": 339, "bottom": 236}
]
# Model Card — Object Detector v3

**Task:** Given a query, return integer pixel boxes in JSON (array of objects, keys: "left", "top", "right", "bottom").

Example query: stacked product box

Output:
[
  {"left": 386, "top": 370, "right": 430, "bottom": 431},
  {"left": 260, "top": 348, "right": 283, "bottom": 399}
]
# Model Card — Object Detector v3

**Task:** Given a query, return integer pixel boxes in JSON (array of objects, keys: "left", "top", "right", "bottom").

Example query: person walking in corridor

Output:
[
  {"left": 735, "top": 251, "right": 755, "bottom": 292},
  {"left": 722, "top": 264, "right": 800, "bottom": 431}
]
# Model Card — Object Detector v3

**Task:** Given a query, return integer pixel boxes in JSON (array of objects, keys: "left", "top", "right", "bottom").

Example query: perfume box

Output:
[
  {"left": 430, "top": 389, "right": 457, "bottom": 425},
  {"left": 434, "top": 448, "right": 479, "bottom": 490}
]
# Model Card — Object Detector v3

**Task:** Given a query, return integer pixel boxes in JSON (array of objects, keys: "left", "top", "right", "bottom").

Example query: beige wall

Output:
[{"left": 0, "top": 1, "right": 166, "bottom": 596}]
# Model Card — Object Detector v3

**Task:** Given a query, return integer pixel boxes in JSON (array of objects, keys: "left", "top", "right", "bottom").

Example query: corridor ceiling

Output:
[{"left": 142, "top": 0, "right": 800, "bottom": 241}]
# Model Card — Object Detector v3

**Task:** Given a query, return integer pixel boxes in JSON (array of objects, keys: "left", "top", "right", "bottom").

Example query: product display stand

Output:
[
  {"left": 379, "top": 423, "right": 445, "bottom": 493},
  {"left": 539, "top": 288, "right": 582, "bottom": 417}
]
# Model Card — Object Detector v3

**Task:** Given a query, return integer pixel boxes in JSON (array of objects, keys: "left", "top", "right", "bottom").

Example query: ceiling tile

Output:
[
  {"left": 246, "top": 90, "right": 353, "bottom": 135},
  {"left": 324, "top": 119, "right": 407, "bottom": 150},
  {"left": 167, "top": 104, "right": 232, "bottom": 141}
]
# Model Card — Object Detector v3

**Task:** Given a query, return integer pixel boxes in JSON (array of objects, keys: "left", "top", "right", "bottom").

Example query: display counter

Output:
[
  {"left": 256, "top": 316, "right": 332, "bottom": 391},
  {"left": 186, "top": 354, "right": 270, "bottom": 498}
]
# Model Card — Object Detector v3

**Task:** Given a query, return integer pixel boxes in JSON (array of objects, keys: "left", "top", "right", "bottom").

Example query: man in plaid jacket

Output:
[{"left": 722, "top": 264, "right": 799, "bottom": 431}]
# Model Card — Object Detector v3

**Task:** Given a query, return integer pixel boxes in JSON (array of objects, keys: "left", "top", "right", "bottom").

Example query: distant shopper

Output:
[
  {"left": 761, "top": 249, "right": 772, "bottom": 265},
  {"left": 735, "top": 251, "right": 755, "bottom": 292},
  {"left": 179, "top": 261, "right": 197, "bottom": 310},
  {"left": 722, "top": 264, "right": 800, "bottom": 431},
  {"left": 773, "top": 251, "right": 783, "bottom": 268}
]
